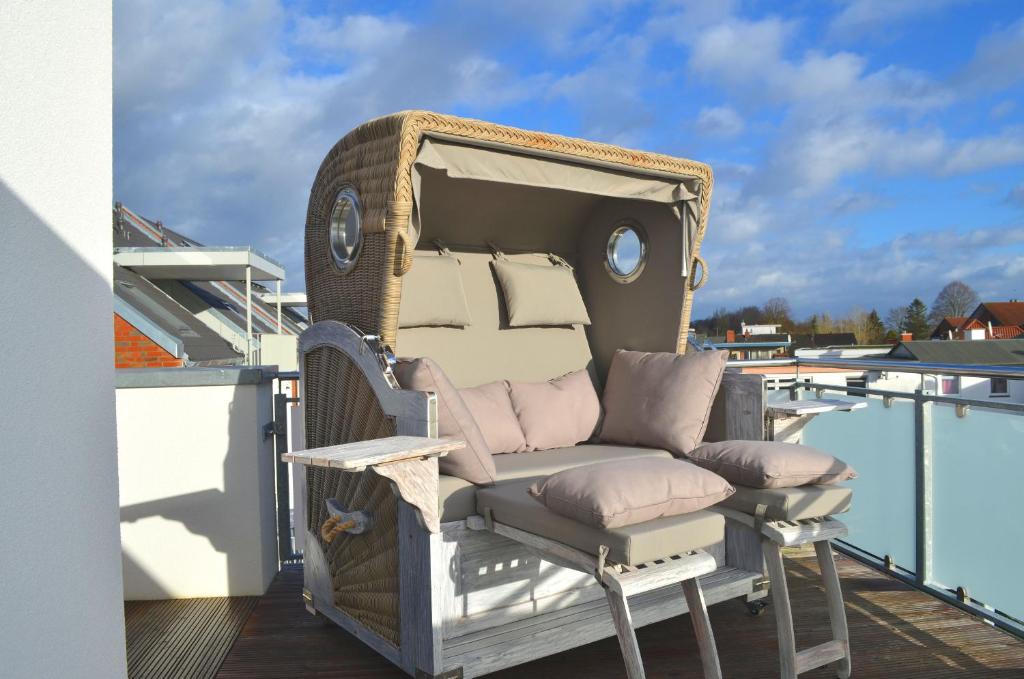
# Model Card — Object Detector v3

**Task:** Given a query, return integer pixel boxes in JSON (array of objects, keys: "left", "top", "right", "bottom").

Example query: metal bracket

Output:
[
  {"left": 883, "top": 395, "right": 894, "bottom": 408},
  {"left": 957, "top": 586, "right": 971, "bottom": 604},
  {"left": 302, "top": 588, "right": 315, "bottom": 615},
  {"left": 884, "top": 554, "right": 895, "bottom": 570},
  {"left": 955, "top": 403, "right": 970, "bottom": 418}
]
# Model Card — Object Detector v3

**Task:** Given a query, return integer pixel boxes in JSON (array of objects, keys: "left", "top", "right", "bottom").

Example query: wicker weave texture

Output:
[
  {"left": 304, "top": 345, "right": 400, "bottom": 644},
  {"left": 305, "top": 110, "right": 714, "bottom": 351}
]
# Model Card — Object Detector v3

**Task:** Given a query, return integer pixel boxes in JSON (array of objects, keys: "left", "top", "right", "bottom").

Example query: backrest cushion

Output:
[
  {"left": 398, "top": 254, "right": 472, "bottom": 328},
  {"left": 459, "top": 381, "right": 527, "bottom": 454},
  {"left": 529, "top": 458, "right": 734, "bottom": 528},
  {"left": 393, "top": 357, "right": 497, "bottom": 485},
  {"left": 508, "top": 369, "right": 601, "bottom": 451},
  {"left": 686, "top": 440, "right": 857, "bottom": 488},
  {"left": 600, "top": 349, "right": 728, "bottom": 456},
  {"left": 492, "top": 259, "right": 591, "bottom": 327}
]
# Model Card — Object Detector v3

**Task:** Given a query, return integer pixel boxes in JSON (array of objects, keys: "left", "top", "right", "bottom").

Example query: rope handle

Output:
[
  {"left": 321, "top": 516, "right": 357, "bottom": 544},
  {"left": 690, "top": 254, "right": 708, "bottom": 291}
]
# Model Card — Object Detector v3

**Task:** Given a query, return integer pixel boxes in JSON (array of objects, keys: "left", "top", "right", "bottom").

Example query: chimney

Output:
[
  {"left": 726, "top": 329, "right": 736, "bottom": 343},
  {"left": 900, "top": 331, "right": 913, "bottom": 342}
]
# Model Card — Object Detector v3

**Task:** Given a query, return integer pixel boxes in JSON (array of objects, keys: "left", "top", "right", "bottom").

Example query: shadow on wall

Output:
[
  {"left": 0, "top": 180, "right": 127, "bottom": 676},
  {"left": 117, "top": 388, "right": 277, "bottom": 599}
]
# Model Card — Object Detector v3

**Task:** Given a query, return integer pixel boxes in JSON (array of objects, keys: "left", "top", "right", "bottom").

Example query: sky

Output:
[{"left": 114, "top": 0, "right": 1024, "bottom": 320}]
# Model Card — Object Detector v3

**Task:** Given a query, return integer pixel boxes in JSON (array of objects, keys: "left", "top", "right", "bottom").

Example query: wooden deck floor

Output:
[
  {"left": 213, "top": 553, "right": 1023, "bottom": 678},
  {"left": 125, "top": 596, "right": 258, "bottom": 679}
]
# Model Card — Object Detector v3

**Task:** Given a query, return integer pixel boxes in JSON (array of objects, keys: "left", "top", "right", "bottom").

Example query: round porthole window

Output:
[
  {"left": 329, "top": 186, "right": 362, "bottom": 273},
  {"left": 605, "top": 222, "right": 647, "bottom": 283}
]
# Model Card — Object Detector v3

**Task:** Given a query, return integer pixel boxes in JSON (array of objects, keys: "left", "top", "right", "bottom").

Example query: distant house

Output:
[
  {"left": 929, "top": 302, "right": 1024, "bottom": 341},
  {"left": 870, "top": 339, "right": 1024, "bottom": 402},
  {"left": 111, "top": 203, "right": 307, "bottom": 369},
  {"left": 705, "top": 328, "right": 790, "bottom": 360},
  {"left": 790, "top": 333, "right": 858, "bottom": 351}
]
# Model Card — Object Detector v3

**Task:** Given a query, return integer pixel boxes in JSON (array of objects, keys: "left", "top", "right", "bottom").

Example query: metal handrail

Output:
[{"left": 729, "top": 356, "right": 1024, "bottom": 379}]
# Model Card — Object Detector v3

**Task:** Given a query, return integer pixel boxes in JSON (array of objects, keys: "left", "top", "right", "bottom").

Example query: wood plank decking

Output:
[
  {"left": 127, "top": 552, "right": 1023, "bottom": 678},
  {"left": 125, "top": 596, "right": 258, "bottom": 679}
]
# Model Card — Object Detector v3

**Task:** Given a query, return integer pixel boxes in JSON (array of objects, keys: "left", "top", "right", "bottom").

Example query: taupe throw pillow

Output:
[
  {"left": 599, "top": 349, "right": 728, "bottom": 457},
  {"left": 459, "top": 381, "right": 527, "bottom": 454},
  {"left": 398, "top": 254, "right": 472, "bottom": 328},
  {"left": 529, "top": 458, "right": 734, "bottom": 529},
  {"left": 492, "top": 259, "right": 591, "bottom": 327},
  {"left": 508, "top": 369, "right": 601, "bottom": 451},
  {"left": 686, "top": 440, "right": 857, "bottom": 489},
  {"left": 392, "top": 358, "right": 497, "bottom": 485}
]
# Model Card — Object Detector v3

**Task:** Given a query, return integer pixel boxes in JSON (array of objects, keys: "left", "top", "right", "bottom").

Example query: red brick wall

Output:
[{"left": 114, "top": 314, "right": 183, "bottom": 368}]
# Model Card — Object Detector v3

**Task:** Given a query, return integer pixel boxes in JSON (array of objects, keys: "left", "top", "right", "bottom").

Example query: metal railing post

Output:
[
  {"left": 914, "top": 389, "right": 933, "bottom": 586},
  {"left": 273, "top": 391, "right": 294, "bottom": 563}
]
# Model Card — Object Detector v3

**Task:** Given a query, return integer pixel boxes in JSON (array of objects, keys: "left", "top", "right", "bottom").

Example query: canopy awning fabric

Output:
[{"left": 410, "top": 137, "right": 700, "bottom": 274}]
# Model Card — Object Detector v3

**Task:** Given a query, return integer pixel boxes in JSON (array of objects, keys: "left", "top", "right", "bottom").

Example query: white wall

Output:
[
  {"left": 0, "top": 2, "right": 126, "bottom": 678},
  {"left": 117, "top": 378, "right": 278, "bottom": 598}
]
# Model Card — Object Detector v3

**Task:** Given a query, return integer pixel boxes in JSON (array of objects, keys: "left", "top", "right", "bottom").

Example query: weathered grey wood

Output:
[
  {"left": 795, "top": 640, "right": 847, "bottom": 674},
  {"left": 441, "top": 566, "right": 760, "bottom": 678},
  {"left": 399, "top": 500, "right": 446, "bottom": 676},
  {"left": 681, "top": 579, "right": 723, "bottom": 679},
  {"left": 605, "top": 586, "right": 646, "bottom": 679},
  {"left": 607, "top": 552, "right": 717, "bottom": 598},
  {"left": 299, "top": 320, "right": 434, "bottom": 436},
  {"left": 704, "top": 371, "right": 765, "bottom": 442},
  {"left": 725, "top": 517, "right": 765, "bottom": 574},
  {"left": 283, "top": 435, "right": 462, "bottom": 470},
  {"left": 768, "top": 399, "right": 867, "bottom": 417},
  {"left": 374, "top": 456, "right": 443, "bottom": 533},
  {"left": 763, "top": 540, "right": 798, "bottom": 679},
  {"left": 712, "top": 506, "right": 848, "bottom": 547},
  {"left": 815, "top": 541, "right": 852, "bottom": 678},
  {"left": 490, "top": 521, "right": 600, "bottom": 573}
]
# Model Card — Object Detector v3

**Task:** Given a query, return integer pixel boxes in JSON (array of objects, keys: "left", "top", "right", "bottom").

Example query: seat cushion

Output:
[
  {"left": 528, "top": 458, "right": 734, "bottom": 528},
  {"left": 492, "top": 258, "right": 591, "bottom": 327},
  {"left": 599, "top": 349, "right": 728, "bottom": 457},
  {"left": 393, "top": 357, "right": 497, "bottom": 485},
  {"left": 438, "top": 444, "right": 674, "bottom": 522},
  {"left": 477, "top": 479, "right": 724, "bottom": 565},
  {"left": 507, "top": 369, "right": 601, "bottom": 451},
  {"left": 720, "top": 484, "right": 853, "bottom": 521},
  {"left": 686, "top": 440, "right": 857, "bottom": 488},
  {"left": 459, "top": 380, "right": 527, "bottom": 453}
]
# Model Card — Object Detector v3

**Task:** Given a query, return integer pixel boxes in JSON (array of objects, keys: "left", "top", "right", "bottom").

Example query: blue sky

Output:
[{"left": 114, "top": 0, "right": 1024, "bottom": 320}]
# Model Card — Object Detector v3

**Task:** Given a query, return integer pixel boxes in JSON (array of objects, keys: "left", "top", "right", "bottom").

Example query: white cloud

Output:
[
  {"left": 827, "top": 0, "right": 963, "bottom": 41},
  {"left": 957, "top": 18, "right": 1024, "bottom": 92},
  {"left": 695, "top": 106, "right": 744, "bottom": 138}
]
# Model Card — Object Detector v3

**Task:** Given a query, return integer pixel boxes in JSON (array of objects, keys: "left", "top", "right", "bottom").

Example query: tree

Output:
[
  {"left": 906, "top": 298, "right": 930, "bottom": 339},
  {"left": 866, "top": 309, "right": 886, "bottom": 344},
  {"left": 761, "top": 297, "right": 792, "bottom": 327},
  {"left": 929, "top": 280, "right": 979, "bottom": 323},
  {"left": 886, "top": 305, "right": 909, "bottom": 333}
]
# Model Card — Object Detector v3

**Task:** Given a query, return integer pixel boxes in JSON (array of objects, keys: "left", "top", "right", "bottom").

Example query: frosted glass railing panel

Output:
[
  {"left": 931, "top": 404, "right": 1024, "bottom": 621},
  {"left": 800, "top": 395, "right": 917, "bottom": 572}
]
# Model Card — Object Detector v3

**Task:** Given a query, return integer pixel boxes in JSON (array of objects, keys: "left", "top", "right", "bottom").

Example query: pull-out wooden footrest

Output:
[
  {"left": 714, "top": 494, "right": 853, "bottom": 679},
  {"left": 477, "top": 480, "right": 725, "bottom": 679}
]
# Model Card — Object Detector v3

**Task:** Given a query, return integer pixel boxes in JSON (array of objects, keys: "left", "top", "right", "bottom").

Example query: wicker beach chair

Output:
[{"left": 283, "top": 111, "right": 829, "bottom": 678}]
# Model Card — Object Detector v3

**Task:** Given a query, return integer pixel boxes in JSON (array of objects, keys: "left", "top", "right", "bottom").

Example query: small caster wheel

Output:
[{"left": 746, "top": 599, "right": 768, "bottom": 616}]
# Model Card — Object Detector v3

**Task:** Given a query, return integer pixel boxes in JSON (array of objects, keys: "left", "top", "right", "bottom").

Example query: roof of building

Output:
[
  {"left": 991, "top": 325, "right": 1023, "bottom": 339},
  {"left": 976, "top": 301, "right": 1024, "bottom": 327},
  {"left": 887, "top": 339, "right": 1024, "bottom": 365},
  {"left": 113, "top": 205, "right": 307, "bottom": 335},
  {"left": 791, "top": 333, "right": 858, "bottom": 350},
  {"left": 114, "top": 265, "right": 243, "bottom": 365}
]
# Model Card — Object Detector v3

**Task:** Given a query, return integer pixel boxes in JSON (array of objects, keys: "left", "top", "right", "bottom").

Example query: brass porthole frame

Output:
[{"left": 604, "top": 220, "right": 648, "bottom": 284}]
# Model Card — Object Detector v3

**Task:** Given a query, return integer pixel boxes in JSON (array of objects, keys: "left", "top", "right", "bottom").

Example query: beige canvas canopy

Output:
[{"left": 410, "top": 136, "right": 700, "bottom": 277}]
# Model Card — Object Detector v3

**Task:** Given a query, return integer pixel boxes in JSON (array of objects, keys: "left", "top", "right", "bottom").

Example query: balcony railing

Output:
[{"left": 733, "top": 357, "right": 1024, "bottom": 638}]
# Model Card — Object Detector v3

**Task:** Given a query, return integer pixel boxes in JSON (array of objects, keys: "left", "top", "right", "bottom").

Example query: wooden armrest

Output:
[{"left": 282, "top": 435, "right": 464, "bottom": 472}]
